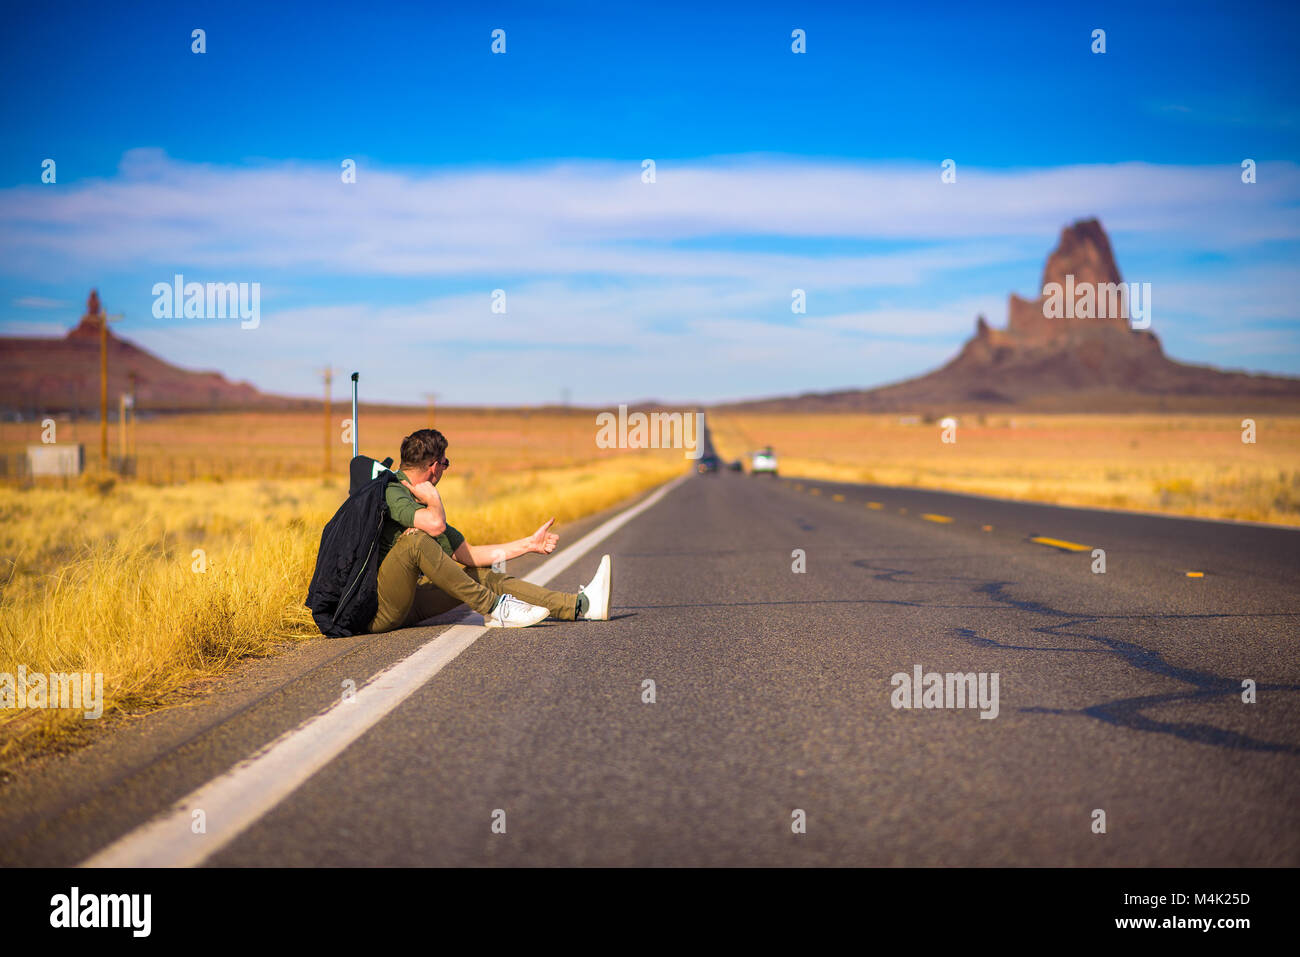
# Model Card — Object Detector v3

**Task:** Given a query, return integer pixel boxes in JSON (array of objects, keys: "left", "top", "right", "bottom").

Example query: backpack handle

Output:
[{"left": 350, "top": 372, "right": 360, "bottom": 458}]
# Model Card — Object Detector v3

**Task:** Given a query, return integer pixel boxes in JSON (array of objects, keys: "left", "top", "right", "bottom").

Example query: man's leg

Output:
[
  {"left": 404, "top": 583, "right": 471, "bottom": 627},
  {"left": 370, "top": 531, "right": 500, "bottom": 633},
  {"left": 400, "top": 565, "right": 578, "bottom": 628},
  {"left": 467, "top": 566, "right": 578, "bottom": 621}
]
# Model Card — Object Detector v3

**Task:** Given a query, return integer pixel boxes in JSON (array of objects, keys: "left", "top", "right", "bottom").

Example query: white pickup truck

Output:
[{"left": 750, "top": 447, "right": 778, "bottom": 476}]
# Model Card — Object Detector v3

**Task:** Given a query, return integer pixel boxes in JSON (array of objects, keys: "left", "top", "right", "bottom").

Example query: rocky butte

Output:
[
  {"left": 721, "top": 218, "right": 1300, "bottom": 413},
  {"left": 0, "top": 291, "right": 300, "bottom": 414}
]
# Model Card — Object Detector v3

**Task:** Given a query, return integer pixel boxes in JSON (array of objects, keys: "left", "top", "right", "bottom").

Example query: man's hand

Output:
[
  {"left": 526, "top": 518, "right": 559, "bottom": 555},
  {"left": 461, "top": 519, "right": 558, "bottom": 567},
  {"left": 401, "top": 479, "right": 439, "bottom": 505}
]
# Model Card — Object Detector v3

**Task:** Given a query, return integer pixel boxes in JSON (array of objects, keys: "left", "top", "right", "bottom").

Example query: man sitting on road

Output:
[{"left": 368, "top": 428, "right": 612, "bottom": 632}]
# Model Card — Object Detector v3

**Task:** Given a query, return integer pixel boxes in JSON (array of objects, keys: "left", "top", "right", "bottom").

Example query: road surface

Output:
[{"left": 1, "top": 467, "right": 1296, "bottom": 866}]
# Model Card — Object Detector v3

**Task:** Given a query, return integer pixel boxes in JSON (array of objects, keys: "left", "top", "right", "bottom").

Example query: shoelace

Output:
[{"left": 494, "top": 594, "right": 521, "bottom": 620}]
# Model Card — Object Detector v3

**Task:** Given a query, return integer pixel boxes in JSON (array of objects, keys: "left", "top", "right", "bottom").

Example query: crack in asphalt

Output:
[{"left": 851, "top": 560, "right": 1300, "bottom": 754}]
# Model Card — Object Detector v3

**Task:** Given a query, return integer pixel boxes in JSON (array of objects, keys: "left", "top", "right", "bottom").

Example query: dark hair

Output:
[{"left": 400, "top": 429, "right": 448, "bottom": 470}]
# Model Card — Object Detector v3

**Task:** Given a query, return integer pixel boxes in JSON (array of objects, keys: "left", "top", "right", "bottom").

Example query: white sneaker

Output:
[
  {"left": 579, "top": 554, "right": 612, "bottom": 621},
  {"left": 483, "top": 594, "right": 550, "bottom": 628}
]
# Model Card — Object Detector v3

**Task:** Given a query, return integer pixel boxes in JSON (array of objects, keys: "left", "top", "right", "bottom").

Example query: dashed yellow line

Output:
[
  {"left": 787, "top": 489, "right": 1112, "bottom": 565},
  {"left": 793, "top": 483, "right": 804, "bottom": 491},
  {"left": 1185, "top": 571, "right": 1205, "bottom": 578},
  {"left": 1030, "top": 536, "right": 1091, "bottom": 552}
]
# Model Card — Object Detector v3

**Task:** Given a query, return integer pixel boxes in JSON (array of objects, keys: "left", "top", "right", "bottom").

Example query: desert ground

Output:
[
  {"left": 709, "top": 412, "right": 1300, "bottom": 526},
  {"left": 2, "top": 408, "right": 1297, "bottom": 768},
  {"left": 0, "top": 409, "right": 683, "bottom": 768}
]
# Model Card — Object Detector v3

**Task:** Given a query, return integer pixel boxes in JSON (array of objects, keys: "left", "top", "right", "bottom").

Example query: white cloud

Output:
[
  {"left": 12, "top": 296, "right": 72, "bottom": 309},
  {"left": 1, "top": 151, "right": 1297, "bottom": 402},
  {"left": 0, "top": 320, "right": 71, "bottom": 337},
  {"left": 3, "top": 150, "right": 1298, "bottom": 280}
]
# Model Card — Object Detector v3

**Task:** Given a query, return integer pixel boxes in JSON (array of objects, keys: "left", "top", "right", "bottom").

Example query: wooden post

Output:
[
  {"left": 128, "top": 371, "right": 138, "bottom": 459},
  {"left": 99, "top": 303, "right": 107, "bottom": 469},
  {"left": 81, "top": 290, "right": 121, "bottom": 473},
  {"left": 322, "top": 367, "right": 333, "bottom": 477},
  {"left": 118, "top": 393, "right": 127, "bottom": 474}
]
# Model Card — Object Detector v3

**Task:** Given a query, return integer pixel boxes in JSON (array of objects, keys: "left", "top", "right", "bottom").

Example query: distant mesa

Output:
[
  {"left": 718, "top": 218, "right": 1300, "bottom": 413},
  {"left": 0, "top": 290, "right": 303, "bottom": 414},
  {"left": 6, "top": 222, "right": 1299, "bottom": 417}
]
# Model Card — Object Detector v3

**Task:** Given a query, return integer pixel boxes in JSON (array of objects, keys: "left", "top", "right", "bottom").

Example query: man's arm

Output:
[
  {"left": 451, "top": 518, "right": 558, "bottom": 567},
  {"left": 401, "top": 479, "right": 448, "bottom": 536}
]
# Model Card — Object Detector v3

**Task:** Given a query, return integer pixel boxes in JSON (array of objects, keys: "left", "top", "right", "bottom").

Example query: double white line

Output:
[{"left": 83, "top": 475, "right": 687, "bottom": 867}]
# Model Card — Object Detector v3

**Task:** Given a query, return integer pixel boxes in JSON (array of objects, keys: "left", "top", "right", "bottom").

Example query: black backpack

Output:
[{"left": 304, "top": 455, "right": 398, "bottom": 637}]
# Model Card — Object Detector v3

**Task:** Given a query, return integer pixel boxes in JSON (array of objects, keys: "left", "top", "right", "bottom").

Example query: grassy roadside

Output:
[
  {"left": 0, "top": 451, "right": 684, "bottom": 771},
  {"left": 709, "top": 413, "right": 1300, "bottom": 526}
]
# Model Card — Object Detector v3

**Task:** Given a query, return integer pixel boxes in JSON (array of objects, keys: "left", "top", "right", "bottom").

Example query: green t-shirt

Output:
[{"left": 378, "top": 469, "right": 465, "bottom": 562}]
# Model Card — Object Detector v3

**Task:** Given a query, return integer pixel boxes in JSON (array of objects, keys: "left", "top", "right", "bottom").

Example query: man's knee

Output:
[
  {"left": 463, "top": 566, "right": 498, "bottom": 587},
  {"left": 477, "top": 568, "right": 508, "bottom": 588}
]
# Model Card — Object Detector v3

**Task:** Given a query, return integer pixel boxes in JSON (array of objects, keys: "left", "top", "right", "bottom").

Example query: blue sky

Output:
[{"left": 2, "top": 0, "right": 1298, "bottom": 405}]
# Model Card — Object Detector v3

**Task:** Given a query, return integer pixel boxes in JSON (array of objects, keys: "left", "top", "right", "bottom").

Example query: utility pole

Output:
[
  {"left": 82, "top": 291, "right": 122, "bottom": 471},
  {"left": 119, "top": 393, "right": 128, "bottom": 464},
  {"left": 93, "top": 291, "right": 107, "bottom": 467},
  {"left": 320, "top": 367, "right": 334, "bottom": 477},
  {"left": 128, "top": 371, "right": 138, "bottom": 458},
  {"left": 423, "top": 392, "right": 437, "bottom": 427}
]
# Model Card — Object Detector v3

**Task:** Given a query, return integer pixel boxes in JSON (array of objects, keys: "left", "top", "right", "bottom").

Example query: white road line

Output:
[{"left": 82, "top": 473, "right": 689, "bottom": 868}]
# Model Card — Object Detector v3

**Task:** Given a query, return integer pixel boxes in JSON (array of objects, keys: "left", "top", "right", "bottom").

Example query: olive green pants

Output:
[{"left": 368, "top": 529, "right": 577, "bottom": 633}]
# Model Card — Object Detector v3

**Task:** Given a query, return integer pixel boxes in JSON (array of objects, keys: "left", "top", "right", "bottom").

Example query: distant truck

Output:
[{"left": 750, "top": 447, "right": 778, "bottom": 476}]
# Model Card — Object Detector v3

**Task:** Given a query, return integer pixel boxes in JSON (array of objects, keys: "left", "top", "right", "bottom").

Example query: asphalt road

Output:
[{"left": 2, "top": 467, "right": 1297, "bottom": 866}]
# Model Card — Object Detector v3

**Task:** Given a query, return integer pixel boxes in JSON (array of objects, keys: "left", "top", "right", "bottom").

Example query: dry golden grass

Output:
[
  {"left": 709, "top": 413, "right": 1300, "bottom": 526},
  {"left": 0, "top": 408, "right": 622, "bottom": 483},
  {"left": 9, "top": 406, "right": 1294, "bottom": 769},
  {"left": 0, "top": 412, "right": 684, "bottom": 769}
]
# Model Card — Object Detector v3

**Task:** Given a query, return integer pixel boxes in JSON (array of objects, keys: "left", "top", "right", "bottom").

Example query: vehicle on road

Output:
[
  {"left": 750, "top": 447, "right": 778, "bottom": 476},
  {"left": 696, "top": 454, "right": 720, "bottom": 474},
  {"left": 728, "top": 459, "right": 743, "bottom": 472}
]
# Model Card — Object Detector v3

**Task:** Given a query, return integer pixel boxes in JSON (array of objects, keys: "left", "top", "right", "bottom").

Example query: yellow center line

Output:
[
  {"left": 1185, "top": 571, "right": 1205, "bottom": 578},
  {"left": 809, "top": 488, "right": 821, "bottom": 495},
  {"left": 832, "top": 493, "right": 845, "bottom": 502},
  {"left": 921, "top": 513, "right": 953, "bottom": 524},
  {"left": 1029, "top": 536, "right": 1091, "bottom": 552},
  {"left": 866, "top": 502, "right": 884, "bottom": 510},
  {"left": 981, "top": 525, "right": 993, "bottom": 532}
]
